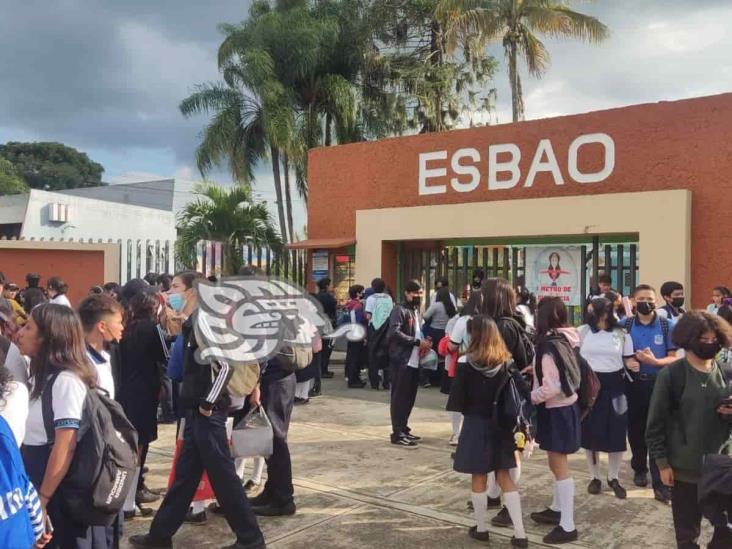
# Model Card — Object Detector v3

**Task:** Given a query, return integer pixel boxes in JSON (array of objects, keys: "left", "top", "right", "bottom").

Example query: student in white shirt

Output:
[
  {"left": 578, "top": 297, "right": 637, "bottom": 499},
  {"left": 47, "top": 276, "right": 72, "bottom": 308},
  {"left": 16, "top": 303, "right": 104, "bottom": 548},
  {"left": 0, "top": 365, "right": 28, "bottom": 447}
]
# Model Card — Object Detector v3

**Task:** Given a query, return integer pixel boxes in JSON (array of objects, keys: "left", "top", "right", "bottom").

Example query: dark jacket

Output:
[
  {"left": 315, "top": 290, "right": 337, "bottom": 324},
  {"left": 496, "top": 315, "right": 531, "bottom": 370},
  {"left": 178, "top": 315, "right": 233, "bottom": 412},
  {"left": 387, "top": 303, "right": 421, "bottom": 367}
]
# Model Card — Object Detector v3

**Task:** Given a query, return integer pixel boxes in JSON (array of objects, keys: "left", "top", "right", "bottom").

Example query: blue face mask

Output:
[{"left": 168, "top": 293, "right": 185, "bottom": 312}]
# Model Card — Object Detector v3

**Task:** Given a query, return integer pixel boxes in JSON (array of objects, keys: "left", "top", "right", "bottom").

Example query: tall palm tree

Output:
[
  {"left": 437, "top": 0, "right": 608, "bottom": 121},
  {"left": 176, "top": 183, "right": 281, "bottom": 275}
]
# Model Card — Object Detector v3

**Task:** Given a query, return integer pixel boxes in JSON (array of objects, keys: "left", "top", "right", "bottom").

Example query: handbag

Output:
[{"left": 231, "top": 406, "right": 274, "bottom": 459}]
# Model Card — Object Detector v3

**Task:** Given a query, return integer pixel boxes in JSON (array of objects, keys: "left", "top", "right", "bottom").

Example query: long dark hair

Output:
[
  {"left": 586, "top": 297, "right": 618, "bottom": 331},
  {"left": 548, "top": 252, "right": 561, "bottom": 270},
  {"left": 461, "top": 290, "right": 482, "bottom": 317},
  {"left": 536, "top": 297, "right": 568, "bottom": 338},
  {"left": 47, "top": 276, "right": 68, "bottom": 296},
  {"left": 125, "top": 288, "right": 160, "bottom": 330},
  {"left": 516, "top": 286, "right": 537, "bottom": 314},
  {"left": 435, "top": 286, "right": 457, "bottom": 317},
  {"left": 28, "top": 303, "right": 96, "bottom": 400},
  {"left": 480, "top": 278, "right": 516, "bottom": 319}
]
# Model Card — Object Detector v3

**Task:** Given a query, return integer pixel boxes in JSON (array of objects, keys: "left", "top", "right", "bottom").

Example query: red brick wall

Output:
[{"left": 308, "top": 93, "right": 732, "bottom": 307}]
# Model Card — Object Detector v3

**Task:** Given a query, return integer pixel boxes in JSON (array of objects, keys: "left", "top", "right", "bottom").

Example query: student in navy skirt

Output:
[
  {"left": 529, "top": 297, "right": 582, "bottom": 545},
  {"left": 578, "top": 297, "right": 637, "bottom": 499},
  {"left": 448, "top": 315, "right": 530, "bottom": 548}
]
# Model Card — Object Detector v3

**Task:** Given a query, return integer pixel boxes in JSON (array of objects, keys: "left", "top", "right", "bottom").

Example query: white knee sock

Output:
[
  {"left": 486, "top": 472, "right": 501, "bottom": 499},
  {"left": 503, "top": 491, "right": 526, "bottom": 539},
  {"left": 124, "top": 467, "right": 140, "bottom": 512},
  {"left": 235, "top": 457, "right": 246, "bottom": 479},
  {"left": 251, "top": 457, "right": 265, "bottom": 484},
  {"left": 608, "top": 452, "right": 623, "bottom": 481},
  {"left": 509, "top": 463, "right": 521, "bottom": 485},
  {"left": 557, "top": 478, "right": 575, "bottom": 532},
  {"left": 585, "top": 450, "right": 600, "bottom": 480},
  {"left": 549, "top": 481, "right": 560, "bottom": 512},
  {"left": 191, "top": 500, "right": 206, "bottom": 514},
  {"left": 295, "top": 381, "right": 310, "bottom": 399},
  {"left": 449, "top": 412, "right": 463, "bottom": 437},
  {"left": 471, "top": 491, "right": 489, "bottom": 532}
]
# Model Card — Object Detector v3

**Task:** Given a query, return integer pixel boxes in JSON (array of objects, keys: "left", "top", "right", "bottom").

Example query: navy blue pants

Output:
[
  {"left": 627, "top": 375, "right": 662, "bottom": 488},
  {"left": 390, "top": 363, "right": 419, "bottom": 441},
  {"left": 148, "top": 409, "right": 263, "bottom": 546},
  {"left": 22, "top": 444, "right": 116, "bottom": 549},
  {"left": 261, "top": 372, "right": 297, "bottom": 505}
]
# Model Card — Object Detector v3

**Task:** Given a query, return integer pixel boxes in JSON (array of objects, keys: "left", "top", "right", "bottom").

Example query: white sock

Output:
[
  {"left": 549, "top": 481, "right": 560, "bottom": 512},
  {"left": 509, "top": 464, "right": 521, "bottom": 485},
  {"left": 251, "top": 457, "right": 265, "bottom": 484},
  {"left": 486, "top": 472, "right": 501, "bottom": 499},
  {"left": 235, "top": 457, "right": 246, "bottom": 479},
  {"left": 124, "top": 467, "right": 140, "bottom": 512},
  {"left": 585, "top": 450, "right": 600, "bottom": 480},
  {"left": 504, "top": 491, "right": 526, "bottom": 539},
  {"left": 608, "top": 452, "right": 623, "bottom": 481},
  {"left": 471, "top": 491, "right": 488, "bottom": 532},
  {"left": 449, "top": 412, "right": 463, "bottom": 437},
  {"left": 295, "top": 381, "right": 310, "bottom": 399},
  {"left": 191, "top": 500, "right": 206, "bottom": 514},
  {"left": 557, "top": 478, "right": 575, "bottom": 532}
]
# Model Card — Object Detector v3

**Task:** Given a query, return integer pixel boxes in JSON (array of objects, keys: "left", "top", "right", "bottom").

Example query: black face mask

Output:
[
  {"left": 636, "top": 302, "right": 655, "bottom": 316},
  {"left": 671, "top": 297, "right": 685, "bottom": 309},
  {"left": 694, "top": 341, "right": 721, "bottom": 360}
]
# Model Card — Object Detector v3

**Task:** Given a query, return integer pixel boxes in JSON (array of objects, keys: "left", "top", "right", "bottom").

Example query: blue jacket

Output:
[{"left": 166, "top": 334, "right": 185, "bottom": 382}]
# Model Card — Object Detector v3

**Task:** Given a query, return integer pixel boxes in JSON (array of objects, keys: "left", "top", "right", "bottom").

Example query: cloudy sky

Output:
[{"left": 2, "top": 0, "right": 732, "bottom": 232}]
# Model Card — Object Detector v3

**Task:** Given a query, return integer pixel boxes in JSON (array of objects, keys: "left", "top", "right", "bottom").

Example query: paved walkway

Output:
[{"left": 121, "top": 364, "right": 704, "bottom": 549}]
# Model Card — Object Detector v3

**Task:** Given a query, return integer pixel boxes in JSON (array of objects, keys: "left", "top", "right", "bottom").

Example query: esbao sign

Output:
[{"left": 525, "top": 246, "right": 582, "bottom": 306}]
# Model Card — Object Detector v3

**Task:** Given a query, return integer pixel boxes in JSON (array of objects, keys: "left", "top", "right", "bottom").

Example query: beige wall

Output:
[{"left": 355, "top": 190, "right": 691, "bottom": 302}]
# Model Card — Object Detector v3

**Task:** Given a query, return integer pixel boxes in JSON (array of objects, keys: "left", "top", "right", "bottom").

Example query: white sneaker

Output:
[{"left": 449, "top": 434, "right": 459, "bottom": 446}]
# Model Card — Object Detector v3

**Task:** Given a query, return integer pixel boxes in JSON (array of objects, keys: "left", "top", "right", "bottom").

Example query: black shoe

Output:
[
  {"left": 530, "top": 508, "right": 561, "bottom": 525},
  {"left": 294, "top": 397, "right": 309, "bottom": 405},
  {"left": 421, "top": 381, "right": 432, "bottom": 388},
  {"left": 382, "top": 383, "right": 390, "bottom": 390},
  {"left": 124, "top": 506, "right": 154, "bottom": 520},
  {"left": 370, "top": 384, "right": 380, "bottom": 390},
  {"left": 252, "top": 501, "right": 296, "bottom": 517},
  {"left": 308, "top": 388, "right": 321, "bottom": 398},
  {"left": 587, "top": 478, "right": 602, "bottom": 495},
  {"left": 347, "top": 381, "right": 367, "bottom": 388},
  {"left": 633, "top": 471, "right": 648, "bottom": 487},
  {"left": 511, "top": 537, "right": 529, "bottom": 549},
  {"left": 322, "top": 371, "right": 335, "bottom": 379},
  {"left": 403, "top": 432, "right": 421, "bottom": 442},
  {"left": 391, "top": 435, "right": 418, "bottom": 448},
  {"left": 468, "top": 526, "right": 490, "bottom": 542},
  {"left": 142, "top": 466, "right": 149, "bottom": 475},
  {"left": 543, "top": 526, "right": 578, "bottom": 544},
  {"left": 209, "top": 502, "right": 225, "bottom": 515},
  {"left": 129, "top": 534, "right": 173, "bottom": 548},
  {"left": 487, "top": 496, "right": 502, "bottom": 509},
  {"left": 491, "top": 506, "right": 512, "bottom": 527},
  {"left": 221, "top": 539, "right": 267, "bottom": 549},
  {"left": 248, "top": 492, "right": 272, "bottom": 507},
  {"left": 136, "top": 488, "right": 160, "bottom": 505},
  {"left": 184, "top": 509, "right": 208, "bottom": 524},
  {"left": 608, "top": 478, "right": 627, "bottom": 499},
  {"left": 654, "top": 486, "right": 671, "bottom": 505},
  {"left": 243, "top": 480, "right": 261, "bottom": 495},
  {"left": 141, "top": 483, "right": 166, "bottom": 496},
  {"left": 158, "top": 417, "right": 176, "bottom": 425}
]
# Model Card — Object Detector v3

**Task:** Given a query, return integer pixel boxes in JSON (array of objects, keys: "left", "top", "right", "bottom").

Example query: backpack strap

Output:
[
  {"left": 623, "top": 317, "right": 634, "bottom": 333},
  {"left": 41, "top": 370, "right": 63, "bottom": 445},
  {"left": 659, "top": 316, "right": 670, "bottom": 343}
]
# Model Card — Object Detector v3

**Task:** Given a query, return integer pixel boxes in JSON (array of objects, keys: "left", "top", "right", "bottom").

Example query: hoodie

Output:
[{"left": 531, "top": 327, "right": 580, "bottom": 409}]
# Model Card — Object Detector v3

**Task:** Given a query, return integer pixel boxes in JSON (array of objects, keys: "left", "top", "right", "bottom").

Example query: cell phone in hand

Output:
[{"left": 44, "top": 514, "right": 54, "bottom": 534}]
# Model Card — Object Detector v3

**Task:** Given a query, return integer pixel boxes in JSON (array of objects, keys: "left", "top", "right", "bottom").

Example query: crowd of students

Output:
[{"left": 2, "top": 267, "right": 732, "bottom": 548}]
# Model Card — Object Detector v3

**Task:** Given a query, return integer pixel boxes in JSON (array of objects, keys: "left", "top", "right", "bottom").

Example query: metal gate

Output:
[{"left": 398, "top": 237, "right": 639, "bottom": 324}]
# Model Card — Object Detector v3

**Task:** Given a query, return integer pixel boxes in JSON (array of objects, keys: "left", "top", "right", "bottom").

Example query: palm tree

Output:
[
  {"left": 176, "top": 183, "right": 281, "bottom": 275},
  {"left": 437, "top": 0, "right": 608, "bottom": 121}
]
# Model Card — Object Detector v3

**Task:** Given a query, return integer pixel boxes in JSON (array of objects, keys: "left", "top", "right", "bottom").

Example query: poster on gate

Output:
[{"left": 525, "top": 246, "right": 582, "bottom": 306}]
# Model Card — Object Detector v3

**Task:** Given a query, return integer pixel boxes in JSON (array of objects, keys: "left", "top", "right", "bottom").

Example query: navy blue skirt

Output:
[
  {"left": 453, "top": 415, "right": 517, "bottom": 474},
  {"left": 536, "top": 403, "right": 581, "bottom": 455},
  {"left": 581, "top": 370, "right": 628, "bottom": 453}
]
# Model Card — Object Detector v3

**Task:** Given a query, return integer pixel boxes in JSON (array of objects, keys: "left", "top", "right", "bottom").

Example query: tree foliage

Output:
[
  {"left": 0, "top": 142, "right": 104, "bottom": 190},
  {"left": 0, "top": 158, "right": 29, "bottom": 195}
]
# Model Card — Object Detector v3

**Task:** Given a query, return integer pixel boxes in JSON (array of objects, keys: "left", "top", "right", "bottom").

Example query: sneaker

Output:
[
  {"left": 248, "top": 492, "right": 271, "bottom": 507},
  {"left": 208, "top": 502, "right": 225, "bottom": 515},
  {"left": 403, "top": 432, "right": 421, "bottom": 442},
  {"left": 308, "top": 388, "right": 322, "bottom": 398},
  {"left": 587, "top": 478, "right": 602, "bottom": 495},
  {"left": 128, "top": 534, "right": 173, "bottom": 548},
  {"left": 511, "top": 537, "right": 529, "bottom": 548},
  {"left": 654, "top": 486, "right": 671, "bottom": 505},
  {"left": 421, "top": 381, "right": 432, "bottom": 388},
  {"left": 491, "top": 506, "right": 512, "bottom": 528},
  {"left": 468, "top": 526, "right": 490, "bottom": 542},
  {"left": 348, "top": 381, "right": 367, "bottom": 388},
  {"left": 136, "top": 488, "right": 160, "bottom": 505},
  {"left": 184, "top": 509, "right": 207, "bottom": 524},
  {"left": 252, "top": 500, "right": 296, "bottom": 517},
  {"left": 391, "top": 435, "right": 418, "bottom": 448},
  {"left": 530, "top": 508, "right": 561, "bottom": 525},
  {"left": 124, "top": 505, "right": 154, "bottom": 520},
  {"left": 243, "top": 480, "right": 261, "bottom": 495},
  {"left": 294, "top": 397, "right": 309, "bottom": 405},
  {"left": 322, "top": 371, "right": 335, "bottom": 379},
  {"left": 449, "top": 434, "right": 459, "bottom": 446},
  {"left": 633, "top": 471, "right": 648, "bottom": 487},
  {"left": 608, "top": 478, "right": 627, "bottom": 499},
  {"left": 542, "top": 525, "right": 578, "bottom": 544}
]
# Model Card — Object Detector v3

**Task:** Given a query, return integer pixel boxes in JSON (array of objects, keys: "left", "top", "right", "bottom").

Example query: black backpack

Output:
[
  {"left": 500, "top": 317, "right": 535, "bottom": 368},
  {"left": 43, "top": 371, "right": 139, "bottom": 526}
]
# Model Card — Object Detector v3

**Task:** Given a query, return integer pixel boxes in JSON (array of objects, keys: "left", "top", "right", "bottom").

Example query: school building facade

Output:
[{"left": 292, "top": 92, "right": 732, "bottom": 308}]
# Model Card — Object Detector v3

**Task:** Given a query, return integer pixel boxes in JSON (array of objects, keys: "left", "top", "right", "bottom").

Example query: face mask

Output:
[
  {"left": 636, "top": 302, "right": 655, "bottom": 316},
  {"left": 694, "top": 341, "right": 721, "bottom": 360},
  {"left": 409, "top": 296, "right": 421, "bottom": 308},
  {"left": 671, "top": 297, "right": 685, "bottom": 309},
  {"left": 168, "top": 293, "right": 185, "bottom": 312}
]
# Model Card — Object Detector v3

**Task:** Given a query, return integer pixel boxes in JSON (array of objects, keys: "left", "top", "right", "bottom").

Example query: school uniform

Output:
[
  {"left": 579, "top": 326, "right": 634, "bottom": 452},
  {"left": 365, "top": 293, "right": 394, "bottom": 389},
  {"left": 22, "top": 370, "right": 113, "bottom": 549},
  {"left": 624, "top": 314, "right": 676, "bottom": 488}
]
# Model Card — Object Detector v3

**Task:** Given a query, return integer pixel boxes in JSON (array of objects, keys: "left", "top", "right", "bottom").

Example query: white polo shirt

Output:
[
  {"left": 578, "top": 326, "right": 634, "bottom": 373},
  {"left": 25, "top": 371, "right": 87, "bottom": 446},
  {"left": 86, "top": 346, "right": 115, "bottom": 400}
]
